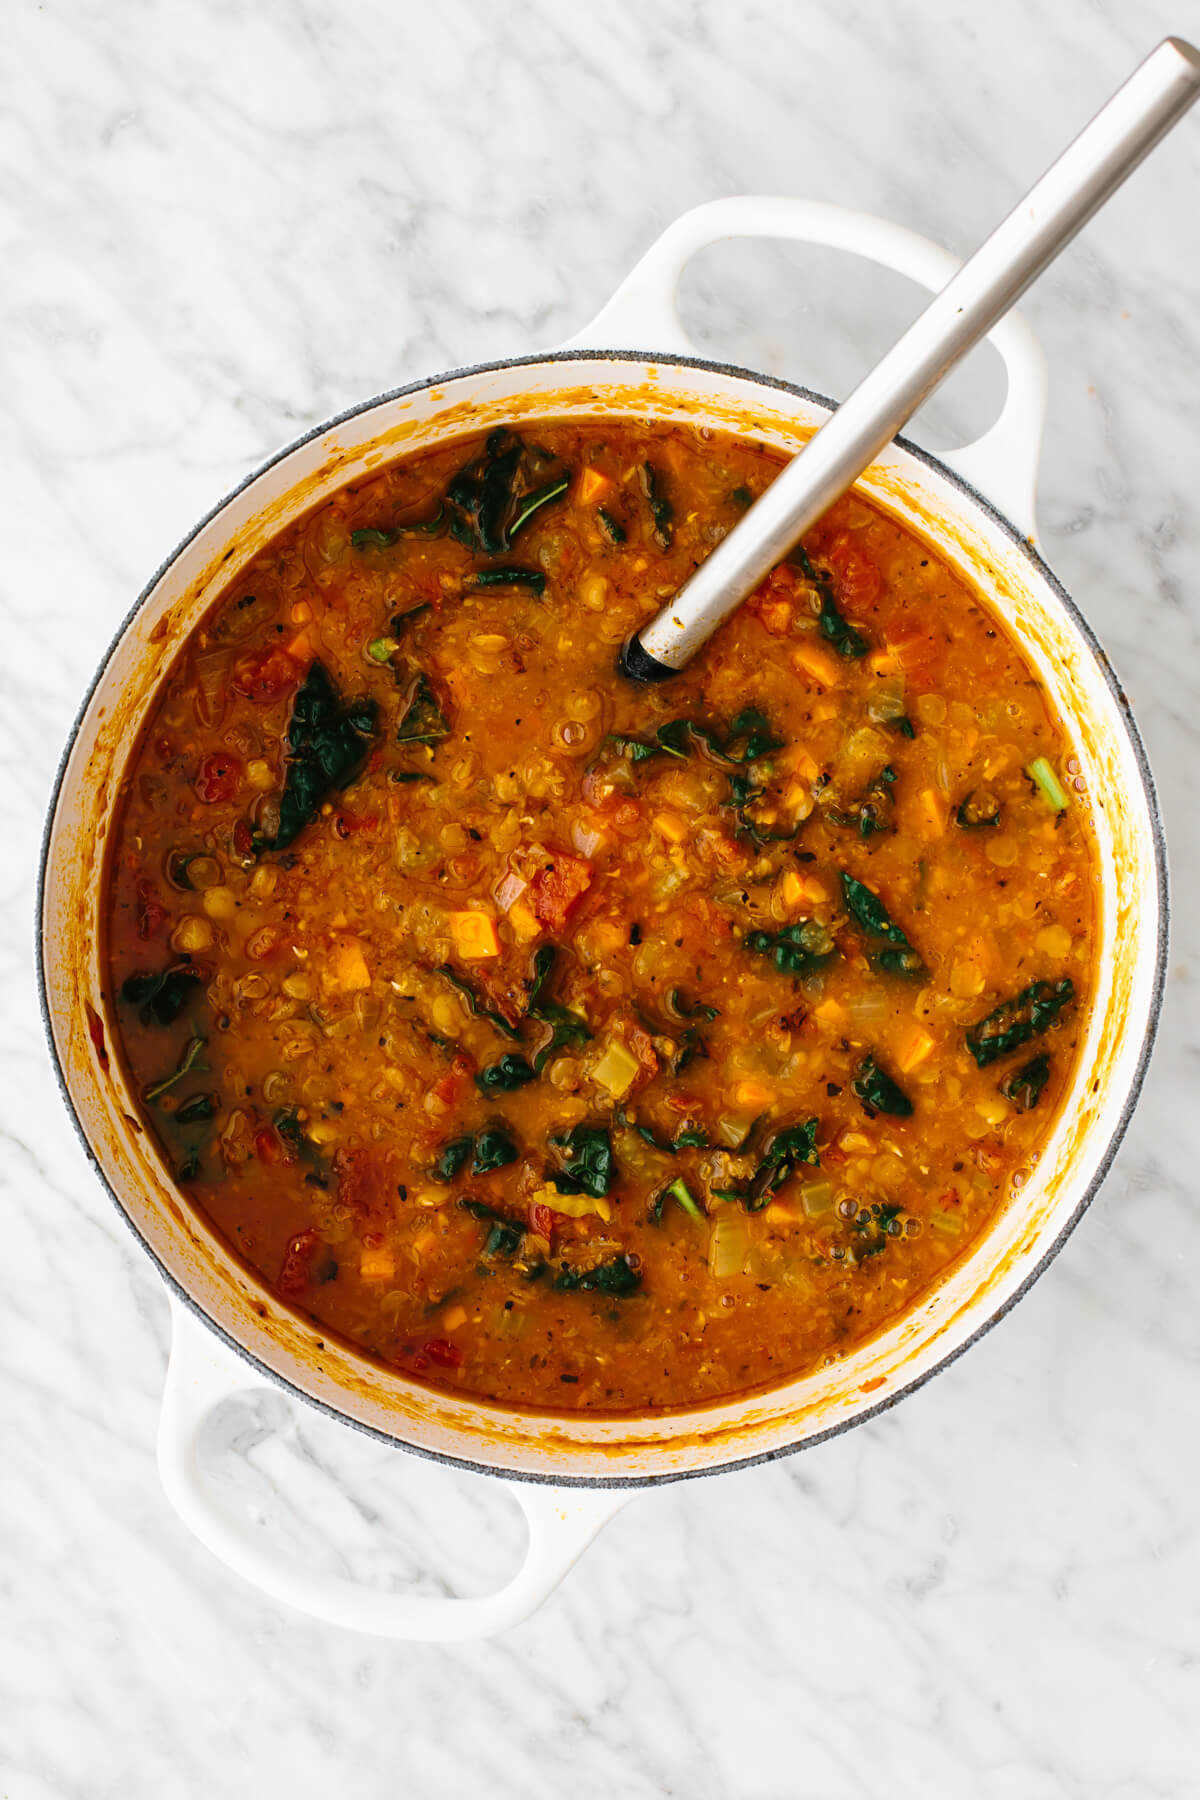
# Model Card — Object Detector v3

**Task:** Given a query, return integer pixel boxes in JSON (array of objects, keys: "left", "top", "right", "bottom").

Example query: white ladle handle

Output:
[
  {"left": 565, "top": 195, "right": 1048, "bottom": 535},
  {"left": 157, "top": 1300, "right": 627, "bottom": 1641},
  {"left": 626, "top": 35, "right": 1200, "bottom": 676}
]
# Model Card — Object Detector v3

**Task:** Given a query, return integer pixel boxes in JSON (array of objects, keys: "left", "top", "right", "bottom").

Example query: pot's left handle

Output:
[{"left": 157, "top": 1299, "right": 627, "bottom": 1641}]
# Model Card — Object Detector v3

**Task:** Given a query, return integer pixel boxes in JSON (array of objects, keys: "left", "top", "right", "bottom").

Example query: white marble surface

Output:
[{"left": 4, "top": 1, "right": 1200, "bottom": 1794}]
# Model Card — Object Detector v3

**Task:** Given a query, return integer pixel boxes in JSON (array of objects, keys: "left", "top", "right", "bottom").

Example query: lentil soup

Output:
[{"left": 104, "top": 420, "right": 1097, "bottom": 1412}]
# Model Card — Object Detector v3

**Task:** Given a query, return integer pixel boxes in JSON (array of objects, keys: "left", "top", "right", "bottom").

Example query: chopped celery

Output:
[{"left": 1026, "top": 756, "right": 1069, "bottom": 812}]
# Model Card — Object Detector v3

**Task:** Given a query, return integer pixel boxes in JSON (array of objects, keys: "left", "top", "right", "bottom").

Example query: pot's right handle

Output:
[
  {"left": 157, "top": 1299, "right": 627, "bottom": 1641},
  {"left": 563, "top": 196, "right": 1047, "bottom": 541}
]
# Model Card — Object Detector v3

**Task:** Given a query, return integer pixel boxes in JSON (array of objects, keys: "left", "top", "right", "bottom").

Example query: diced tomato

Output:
[
  {"left": 277, "top": 1228, "right": 318, "bottom": 1297},
  {"left": 195, "top": 751, "right": 243, "bottom": 804},
  {"left": 627, "top": 1021, "right": 660, "bottom": 1080},
  {"left": 529, "top": 852, "right": 593, "bottom": 930},
  {"left": 332, "top": 1146, "right": 402, "bottom": 1220},
  {"left": 421, "top": 1337, "right": 463, "bottom": 1370},
  {"left": 822, "top": 532, "right": 883, "bottom": 609},
  {"left": 231, "top": 645, "right": 304, "bottom": 703},
  {"left": 430, "top": 1052, "right": 476, "bottom": 1111},
  {"left": 529, "top": 1202, "right": 556, "bottom": 1240},
  {"left": 153, "top": 735, "right": 175, "bottom": 764},
  {"left": 254, "top": 1124, "right": 289, "bottom": 1165},
  {"left": 232, "top": 818, "right": 254, "bottom": 856},
  {"left": 333, "top": 809, "right": 379, "bottom": 839},
  {"left": 135, "top": 880, "right": 167, "bottom": 940}
]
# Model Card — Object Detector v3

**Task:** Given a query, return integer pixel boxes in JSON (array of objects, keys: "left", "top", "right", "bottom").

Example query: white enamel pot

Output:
[{"left": 38, "top": 198, "right": 1167, "bottom": 1641}]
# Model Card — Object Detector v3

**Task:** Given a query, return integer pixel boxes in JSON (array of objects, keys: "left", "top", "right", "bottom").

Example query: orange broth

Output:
[{"left": 104, "top": 420, "right": 1096, "bottom": 1411}]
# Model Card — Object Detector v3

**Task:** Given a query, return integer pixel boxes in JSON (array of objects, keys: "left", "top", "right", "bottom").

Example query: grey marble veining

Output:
[{"left": 3, "top": 1, "right": 1200, "bottom": 1795}]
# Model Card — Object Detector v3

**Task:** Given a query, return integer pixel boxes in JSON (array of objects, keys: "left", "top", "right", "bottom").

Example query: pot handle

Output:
[
  {"left": 156, "top": 1298, "right": 627, "bottom": 1641},
  {"left": 562, "top": 196, "right": 1047, "bottom": 540}
]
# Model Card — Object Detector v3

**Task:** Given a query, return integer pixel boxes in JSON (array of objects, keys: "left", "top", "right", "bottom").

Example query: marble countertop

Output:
[{"left": 5, "top": 2, "right": 1199, "bottom": 1795}]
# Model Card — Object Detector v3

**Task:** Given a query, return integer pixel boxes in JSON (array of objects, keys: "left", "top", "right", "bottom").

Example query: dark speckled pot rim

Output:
[{"left": 35, "top": 347, "right": 1170, "bottom": 1490}]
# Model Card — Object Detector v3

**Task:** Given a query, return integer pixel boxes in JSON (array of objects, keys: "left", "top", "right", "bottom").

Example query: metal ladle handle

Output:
[{"left": 623, "top": 35, "right": 1200, "bottom": 681}]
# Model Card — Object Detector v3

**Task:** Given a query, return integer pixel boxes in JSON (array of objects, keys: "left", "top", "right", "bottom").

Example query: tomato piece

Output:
[
  {"left": 421, "top": 1337, "right": 463, "bottom": 1370},
  {"left": 332, "top": 1147, "right": 403, "bottom": 1221},
  {"left": 232, "top": 818, "right": 254, "bottom": 856},
  {"left": 254, "top": 1124, "right": 288, "bottom": 1165},
  {"left": 333, "top": 809, "right": 379, "bottom": 840},
  {"left": 529, "top": 853, "right": 593, "bottom": 931},
  {"left": 430, "top": 1052, "right": 475, "bottom": 1111},
  {"left": 822, "top": 532, "right": 882, "bottom": 609},
  {"left": 529, "top": 1202, "right": 556, "bottom": 1240},
  {"left": 231, "top": 645, "right": 304, "bottom": 703},
  {"left": 135, "top": 880, "right": 167, "bottom": 940},
  {"left": 195, "top": 751, "right": 243, "bottom": 804},
  {"left": 277, "top": 1228, "right": 318, "bottom": 1297}
]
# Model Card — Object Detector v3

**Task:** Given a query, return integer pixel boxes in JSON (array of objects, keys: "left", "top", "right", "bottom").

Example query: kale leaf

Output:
[
  {"left": 852, "top": 1054, "right": 914, "bottom": 1117},
  {"left": 548, "top": 1123, "right": 615, "bottom": 1198},
  {"left": 445, "top": 428, "right": 568, "bottom": 554},
  {"left": 966, "top": 979, "right": 1074, "bottom": 1068},
  {"left": 796, "top": 546, "right": 869, "bottom": 658},
  {"left": 259, "top": 660, "right": 377, "bottom": 851},
  {"left": 475, "top": 1053, "right": 537, "bottom": 1095},
  {"left": 745, "top": 919, "right": 836, "bottom": 979},
  {"left": 1001, "top": 1052, "right": 1051, "bottom": 1111},
  {"left": 840, "top": 872, "right": 927, "bottom": 979},
  {"left": 120, "top": 964, "right": 204, "bottom": 1028},
  {"left": 554, "top": 1255, "right": 642, "bottom": 1297}
]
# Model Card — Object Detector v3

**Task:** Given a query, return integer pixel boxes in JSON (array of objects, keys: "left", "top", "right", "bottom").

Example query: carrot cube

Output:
[
  {"left": 448, "top": 911, "right": 502, "bottom": 958},
  {"left": 578, "top": 468, "right": 614, "bottom": 505},
  {"left": 790, "top": 639, "right": 841, "bottom": 687}
]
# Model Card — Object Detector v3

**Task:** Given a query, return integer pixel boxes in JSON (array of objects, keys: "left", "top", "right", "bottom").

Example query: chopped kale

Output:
[
  {"left": 459, "top": 1198, "right": 525, "bottom": 1258},
  {"left": 715, "top": 1118, "right": 821, "bottom": 1212},
  {"left": 554, "top": 1255, "right": 641, "bottom": 1297},
  {"left": 433, "top": 1136, "right": 474, "bottom": 1182},
  {"left": 1001, "top": 1052, "right": 1052, "bottom": 1112},
  {"left": 548, "top": 1123, "right": 615, "bottom": 1198},
  {"left": 435, "top": 966, "right": 521, "bottom": 1040},
  {"left": 471, "top": 1126, "right": 519, "bottom": 1175},
  {"left": 444, "top": 428, "right": 568, "bottom": 554},
  {"left": 745, "top": 919, "right": 836, "bottom": 979},
  {"left": 852, "top": 1054, "right": 914, "bottom": 1118},
  {"left": 796, "top": 545, "right": 869, "bottom": 657},
  {"left": 639, "top": 461, "right": 673, "bottom": 548},
  {"left": 120, "top": 964, "right": 204, "bottom": 1029},
  {"left": 475, "top": 1053, "right": 537, "bottom": 1094},
  {"left": 395, "top": 672, "right": 450, "bottom": 746},
  {"left": 956, "top": 789, "right": 1002, "bottom": 829},
  {"left": 258, "top": 660, "right": 377, "bottom": 851},
  {"left": 465, "top": 567, "right": 546, "bottom": 595},
  {"left": 525, "top": 945, "right": 592, "bottom": 1070},
  {"left": 597, "top": 506, "right": 626, "bottom": 544},
  {"left": 840, "top": 872, "right": 927, "bottom": 979},
  {"left": 966, "top": 979, "right": 1075, "bottom": 1068}
]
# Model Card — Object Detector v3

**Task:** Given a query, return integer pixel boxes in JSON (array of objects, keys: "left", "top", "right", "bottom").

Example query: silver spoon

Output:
[{"left": 620, "top": 35, "right": 1200, "bottom": 682}]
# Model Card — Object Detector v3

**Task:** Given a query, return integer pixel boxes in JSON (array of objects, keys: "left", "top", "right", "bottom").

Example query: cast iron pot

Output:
[{"left": 39, "top": 199, "right": 1167, "bottom": 1639}]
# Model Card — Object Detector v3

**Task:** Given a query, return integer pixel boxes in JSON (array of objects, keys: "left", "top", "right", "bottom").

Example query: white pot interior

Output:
[{"left": 40, "top": 355, "right": 1165, "bottom": 1482}]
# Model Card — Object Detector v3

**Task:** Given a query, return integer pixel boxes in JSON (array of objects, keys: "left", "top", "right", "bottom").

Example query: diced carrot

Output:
[
  {"left": 867, "top": 646, "right": 900, "bottom": 675},
  {"left": 734, "top": 1077, "right": 776, "bottom": 1109},
  {"left": 653, "top": 810, "right": 689, "bottom": 845},
  {"left": 359, "top": 1242, "right": 396, "bottom": 1283},
  {"left": 440, "top": 1304, "right": 468, "bottom": 1331},
  {"left": 332, "top": 937, "right": 371, "bottom": 990},
  {"left": 894, "top": 1022, "right": 935, "bottom": 1074},
  {"left": 283, "top": 630, "right": 312, "bottom": 660},
  {"left": 578, "top": 467, "right": 614, "bottom": 506},
  {"left": 790, "top": 639, "right": 841, "bottom": 687},
  {"left": 812, "top": 997, "right": 846, "bottom": 1028},
  {"left": 448, "top": 911, "right": 502, "bottom": 958},
  {"left": 917, "top": 788, "right": 946, "bottom": 838}
]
